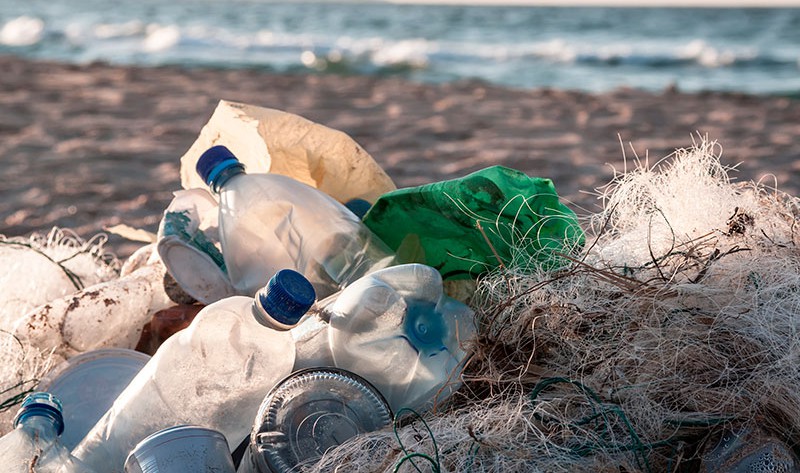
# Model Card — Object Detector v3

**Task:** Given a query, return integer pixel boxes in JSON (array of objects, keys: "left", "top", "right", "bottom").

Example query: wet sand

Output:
[{"left": 2, "top": 55, "right": 800, "bottom": 258}]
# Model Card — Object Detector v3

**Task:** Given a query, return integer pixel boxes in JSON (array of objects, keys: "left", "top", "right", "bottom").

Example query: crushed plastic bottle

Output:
[
  {"left": 156, "top": 188, "right": 236, "bottom": 305},
  {"left": 124, "top": 425, "right": 236, "bottom": 473},
  {"left": 135, "top": 304, "right": 204, "bottom": 356},
  {"left": 72, "top": 269, "right": 316, "bottom": 473},
  {"left": 11, "top": 247, "right": 172, "bottom": 362},
  {"left": 362, "top": 165, "right": 585, "bottom": 279},
  {"left": 237, "top": 368, "right": 393, "bottom": 473},
  {"left": 301, "top": 263, "right": 476, "bottom": 413},
  {"left": 169, "top": 145, "right": 395, "bottom": 301},
  {"left": 0, "top": 392, "right": 96, "bottom": 472}
]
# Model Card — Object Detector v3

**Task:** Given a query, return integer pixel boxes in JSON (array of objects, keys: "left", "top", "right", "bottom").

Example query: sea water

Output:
[{"left": 0, "top": 1, "right": 798, "bottom": 94}]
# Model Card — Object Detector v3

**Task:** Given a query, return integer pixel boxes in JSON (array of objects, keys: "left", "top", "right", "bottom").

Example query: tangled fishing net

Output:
[
  {"left": 307, "top": 138, "right": 800, "bottom": 472},
  {"left": 0, "top": 228, "right": 120, "bottom": 430}
]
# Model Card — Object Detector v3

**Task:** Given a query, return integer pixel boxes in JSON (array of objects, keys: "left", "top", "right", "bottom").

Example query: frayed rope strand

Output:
[{"left": 530, "top": 377, "right": 655, "bottom": 471}]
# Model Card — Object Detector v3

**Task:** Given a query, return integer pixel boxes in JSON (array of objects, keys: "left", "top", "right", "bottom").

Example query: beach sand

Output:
[{"left": 2, "top": 55, "right": 800, "bottom": 259}]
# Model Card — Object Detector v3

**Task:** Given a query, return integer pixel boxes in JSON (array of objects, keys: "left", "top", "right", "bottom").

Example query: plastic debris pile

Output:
[{"left": 1, "top": 101, "right": 798, "bottom": 473}]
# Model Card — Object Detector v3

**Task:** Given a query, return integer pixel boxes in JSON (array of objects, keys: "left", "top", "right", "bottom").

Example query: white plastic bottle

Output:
[
  {"left": 194, "top": 145, "right": 395, "bottom": 300},
  {"left": 323, "top": 264, "right": 477, "bottom": 413},
  {"left": 72, "top": 269, "right": 317, "bottom": 473},
  {"left": 0, "top": 392, "right": 96, "bottom": 473}
]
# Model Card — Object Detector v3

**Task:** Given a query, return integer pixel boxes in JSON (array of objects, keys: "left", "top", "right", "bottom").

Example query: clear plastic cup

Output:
[{"left": 124, "top": 425, "right": 236, "bottom": 473}]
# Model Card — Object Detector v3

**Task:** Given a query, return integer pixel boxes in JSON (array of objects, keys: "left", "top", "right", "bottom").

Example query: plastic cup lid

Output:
[
  {"left": 251, "top": 368, "right": 393, "bottom": 473},
  {"left": 37, "top": 348, "right": 150, "bottom": 450}
]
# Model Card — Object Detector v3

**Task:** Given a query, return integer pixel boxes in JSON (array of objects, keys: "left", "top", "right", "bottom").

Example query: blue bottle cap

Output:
[
  {"left": 14, "top": 392, "right": 65, "bottom": 435},
  {"left": 344, "top": 198, "right": 372, "bottom": 220},
  {"left": 196, "top": 145, "right": 246, "bottom": 188},
  {"left": 258, "top": 269, "right": 316, "bottom": 327}
]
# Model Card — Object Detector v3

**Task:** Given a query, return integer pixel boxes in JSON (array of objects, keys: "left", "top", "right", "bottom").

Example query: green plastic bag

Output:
[{"left": 362, "top": 166, "right": 584, "bottom": 279}]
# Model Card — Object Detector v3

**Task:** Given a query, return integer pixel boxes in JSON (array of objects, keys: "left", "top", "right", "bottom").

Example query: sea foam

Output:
[{"left": 0, "top": 16, "right": 44, "bottom": 47}]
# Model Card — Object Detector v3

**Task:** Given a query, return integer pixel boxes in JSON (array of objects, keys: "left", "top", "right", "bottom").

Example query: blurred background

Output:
[{"left": 1, "top": 0, "right": 799, "bottom": 95}]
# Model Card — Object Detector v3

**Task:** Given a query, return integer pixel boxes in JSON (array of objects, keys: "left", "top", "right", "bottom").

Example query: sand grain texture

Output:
[{"left": 2, "top": 55, "right": 799, "bottom": 258}]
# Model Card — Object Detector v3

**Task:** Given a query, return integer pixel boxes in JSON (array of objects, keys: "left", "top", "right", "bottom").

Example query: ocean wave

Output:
[
  {"left": 477, "top": 37, "right": 797, "bottom": 70},
  {"left": 6, "top": 14, "right": 796, "bottom": 73},
  {"left": 2, "top": 3, "right": 798, "bottom": 95},
  {"left": 0, "top": 16, "right": 45, "bottom": 47}
]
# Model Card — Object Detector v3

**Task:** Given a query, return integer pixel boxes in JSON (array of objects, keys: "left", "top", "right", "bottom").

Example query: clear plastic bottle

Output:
[
  {"left": 0, "top": 392, "right": 96, "bottom": 473},
  {"left": 284, "top": 264, "right": 476, "bottom": 414},
  {"left": 195, "top": 145, "right": 395, "bottom": 300},
  {"left": 72, "top": 269, "right": 317, "bottom": 473},
  {"left": 323, "top": 264, "right": 477, "bottom": 413},
  {"left": 124, "top": 425, "right": 236, "bottom": 473}
]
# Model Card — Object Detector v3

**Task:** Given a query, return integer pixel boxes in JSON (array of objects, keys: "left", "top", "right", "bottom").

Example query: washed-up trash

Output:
[
  {"left": 156, "top": 188, "right": 235, "bottom": 305},
  {"left": 72, "top": 269, "right": 316, "bottom": 473},
  {"left": 362, "top": 165, "right": 584, "bottom": 279},
  {"left": 178, "top": 100, "right": 396, "bottom": 204},
  {"left": 0, "top": 228, "right": 119, "bottom": 330},
  {"left": 159, "top": 145, "right": 395, "bottom": 303},
  {"left": 135, "top": 304, "right": 204, "bottom": 356},
  {"left": 11, "top": 245, "right": 172, "bottom": 362},
  {"left": 124, "top": 425, "right": 236, "bottom": 473},
  {"left": 0, "top": 392, "right": 96, "bottom": 472},
  {"left": 238, "top": 368, "right": 393, "bottom": 473},
  {"left": 37, "top": 349, "right": 150, "bottom": 451},
  {"left": 700, "top": 426, "right": 800, "bottom": 473},
  {"left": 323, "top": 263, "right": 476, "bottom": 413}
]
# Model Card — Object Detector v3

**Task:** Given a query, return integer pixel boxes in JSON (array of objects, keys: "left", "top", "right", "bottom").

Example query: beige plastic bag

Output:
[{"left": 179, "top": 100, "right": 396, "bottom": 203}]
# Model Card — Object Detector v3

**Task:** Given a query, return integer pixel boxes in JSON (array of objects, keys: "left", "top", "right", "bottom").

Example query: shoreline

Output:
[{"left": 2, "top": 55, "right": 799, "bottom": 258}]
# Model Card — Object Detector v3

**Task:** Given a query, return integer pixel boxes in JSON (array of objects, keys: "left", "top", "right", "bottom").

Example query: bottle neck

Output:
[
  {"left": 250, "top": 303, "right": 295, "bottom": 331},
  {"left": 211, "top": 166, "right": 245, "bottom": 193},
  {"left": 18, "top": 415, "right": 60, "bottom": 445}
]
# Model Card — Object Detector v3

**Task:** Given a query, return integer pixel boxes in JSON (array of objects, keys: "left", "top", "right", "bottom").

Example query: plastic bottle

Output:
[
  {"left": 72, "top": 269, "right": 317, "bottom": 473},
  {"left": 329, "top": 264, "right": 476, "bottom": 412},
  {"left": 296, "top": 263, "right": 476, "bottom": 414},
  {"left": 237, "top": 368, "right": 393, "bottom": 473},
  {"left": 13, "top": 255, "right": 172, "bottom": 362},
  {"left": 124, "top": 425, "right": 236, "bottom": 473},
  {"left": 194, "top": 145, "right": 395, "bottom": 300},
  {"left": 0, "top": 392, "right": 96, "bottom": 473}
]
